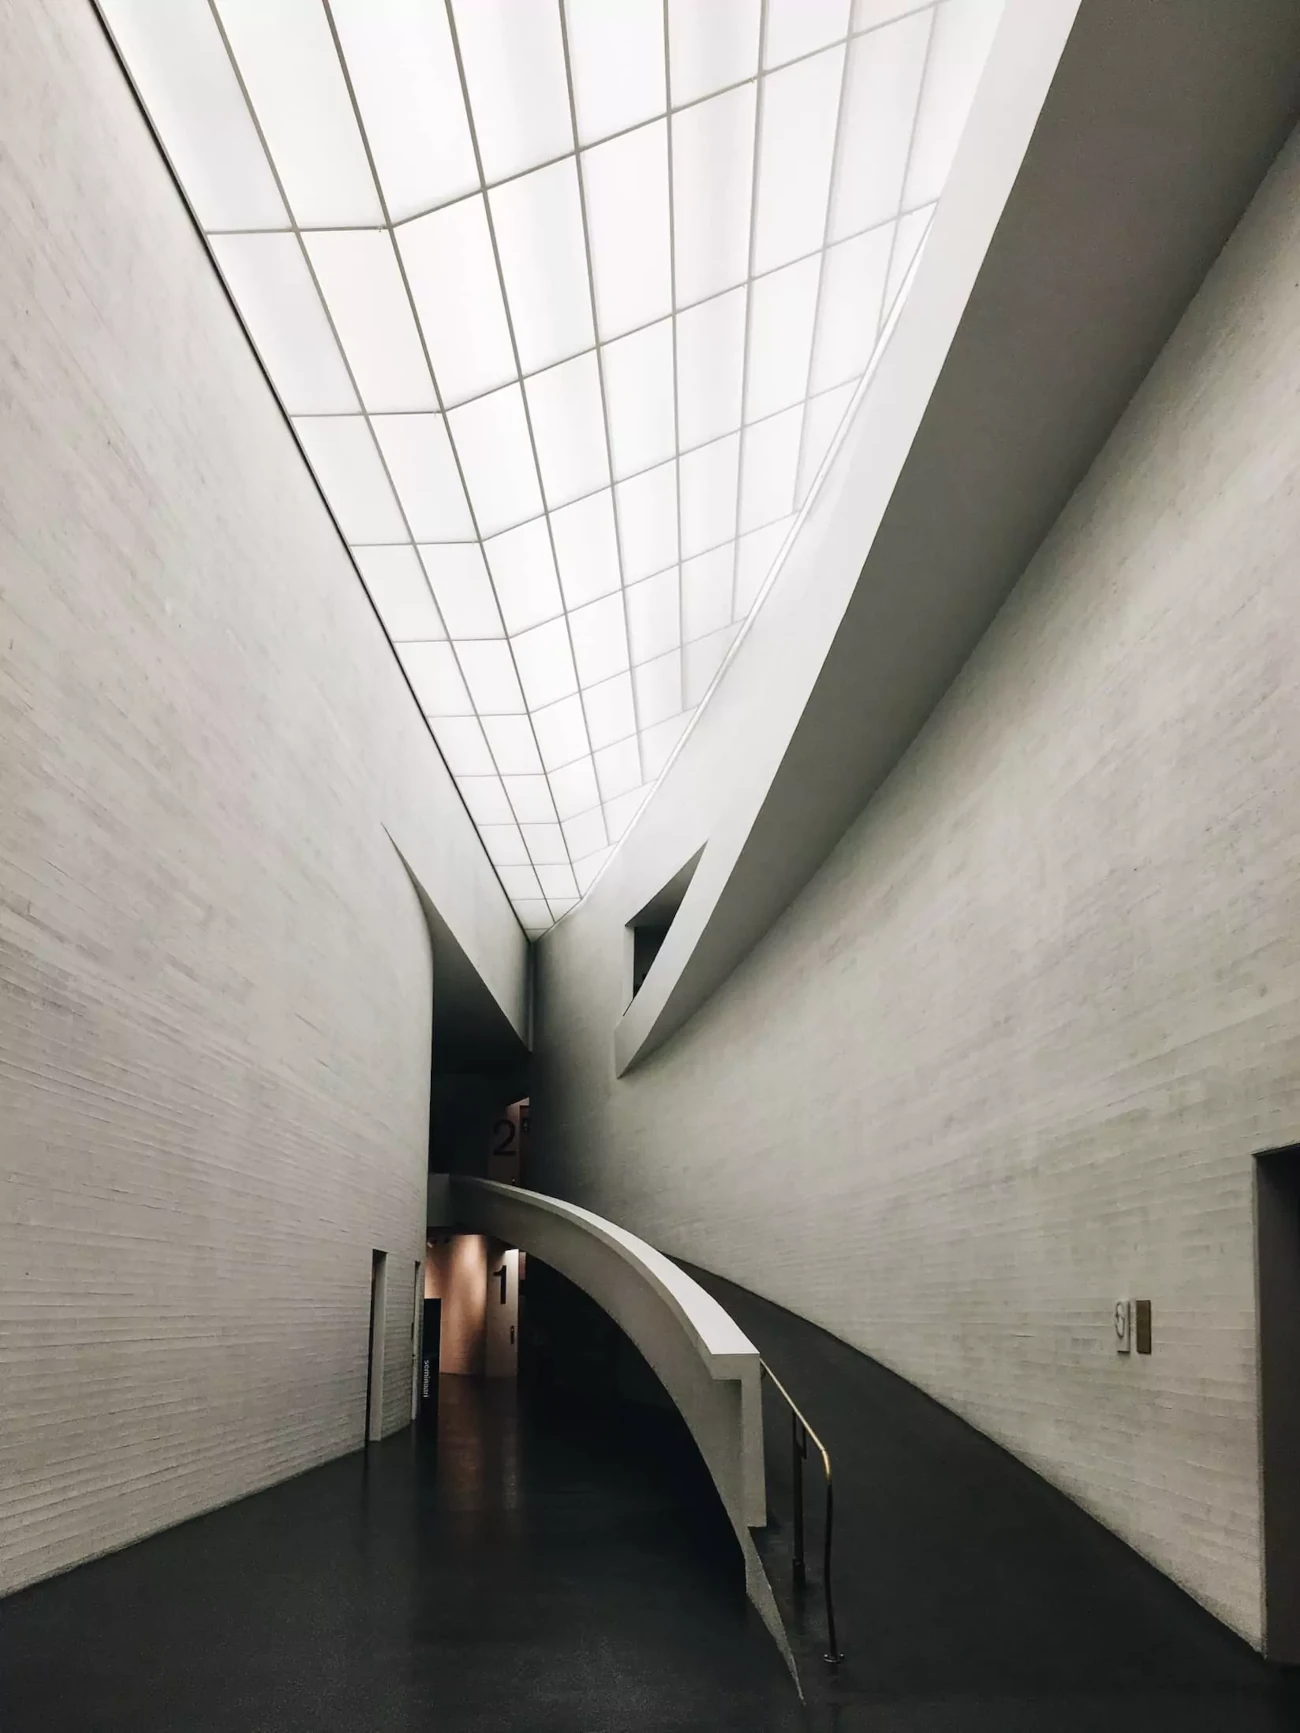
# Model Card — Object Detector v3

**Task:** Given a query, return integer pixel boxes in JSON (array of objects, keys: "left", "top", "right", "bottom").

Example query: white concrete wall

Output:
[
  {"left": 532, "top": 125, "right": 1300, "bottom": 1647},
  {"left": 0, "top": 0, "right": 520, "bottom": 1595}
]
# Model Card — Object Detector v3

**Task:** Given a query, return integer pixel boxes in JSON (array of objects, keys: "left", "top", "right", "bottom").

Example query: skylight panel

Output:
[
  {"left": 449, "top": 0, "right": 573, "bottom": 185},
  {"left": 810, "top": 224, "right": 892, "bottom": 392},
  {"left": 627, "top": 569, "right": 682, "bottom": 666},
  {"left": 797, "top": 384, "right": 856, "bottom": 502},
  {"left": 328, "top": 0, "right": 477, "bottom": 222},
  {"left": 569, "top": 594, "right": 631, "bottom": 688},
  {"left": 353, "top": 545, "right": 444, "bottom": 643},
  {"left": 751, "top": 46, "right": 845, "bottom": 277},
  {"left": 634, "top": 649, "right": 683, "bottom": 729},
  {"left": 293, "top": 416, "right": 405, "bottom": 542},
  {"left": 490, "top": 160, "right": 594, "bottom": 376},
  {"left": 548, "top": 756, "right": 600, "bottom": 819},
  {"left": 485, "top": 519, "right": 564, "bottom": 636},
  {"left": 524, "top": 353, "right": 610, "bottom": 509},
  {"left": 565, "top": 0, "right": 666, "bottom": 145},
  {"left": 830, "top": 11, "right": 931, "bottom": 241},
  {"left": 684, "top": 624, "right": 740, "bottom": 707},
  {"left": 601, "top": 322, "right": 677, "bottom": 480},
  {"left": 532, "top": 693, "right": 591, "bottom": 770},
  {"left": 210, "top": 235, "right": 356, "bottom": 415},
  {"left": 505, "top": 776, "right": 559, "bottom": 825},
  {"left": 99, "top": 0, "right": 288, "bottom": 232},
  {"left": 595, "top": 738, "right": 643, "bottom": 802},
  {"left": 681, "top": 545, "right": 735, "bottom": 643},
  {"left": 853, "top": 0, "right": 934, "bottom": 26},
  {"left": 574, "top": 847, "right": 614, "bottom": 892},
  {"left": 478, "top": 824, "right": 532, "bottom": 867},
  {"left": 550, "top": 491, "right": 622, "bottom": 610},
  {"left": 511, "top": 617, "right": 580, "bottom": 711},
  {"left": 456, "top": 640, "right": 527, "bottom": 715},
  {"left": 734, "top": 516, "right": 795, "bottom": 614},
  {"left": 211, "top": 0, "right": 381, "bottom": 228},
  {"left": 522, "top": 823, "right": 569, "bottom": 866},
  {"left": 482, "top": 716, "right": 544, "bottom": 775},
  {"left": 763, "top": 0, "right": 851, "bottom": 68},
  {"left": 431, "top": 715, "right": 496, "bottom": 776},
  {"left": 582, "top": 672, "right": 638, "bottom": 750},
  {"left": 744, "top": 256, "right": 820, "bottom": 421},
  {"left": 905, "top": 0, "right": 1003, "bottom": 209},
  {"left": 642, "top": 711, "right": 689, "bottom": 777},
  {"left": 396, "top": 198, "right": 515, "bottom": 407},
  {"left": 536, "top": 860, "right": 580, "bottom": 902},
  {"left": 667, "top": 0, "right": 761, "bottom": 106},
  {"left": 372, "top": 416, "right": 474, "bottom": 541},
  {"left": 564, "top": 809, "right": 609, "bottom": 861},
  {"left": 604, "top": 787, "right": 648, "bottom": 841},
  {"left": 582, "top": 123, "right": 673, "bottom": 341},
  {"left": 496, "top": 862, "right": 545, "bottom": 901},
  {"left": 400, "top": 641, "right": 472, "bottom": 717},
  {"left": 675, "top": 288, "right": 747, "bottom": 450},
  {"left": 679, "top": 435, "right": 740, "bottom": 560},
  {"left": 671, "top": 85, "right": 757, "bottom": 307},
  {"left": 448, "top": 384, "right": 544, "bottom": 536},
  {"left": 419, "top": 544, "right": 502, "bottom": 640},
  {"left": 740, "top": 405, "right": 802, "bottom": 532},
  {"left": 615, "top": 463, "right": 679, "bottom": 583},
  {"left": 457, "top": 776, "right": 516, "bottom": 825},
  {"left": 303, "top": 232, "right": 436, "bottom": 414}
]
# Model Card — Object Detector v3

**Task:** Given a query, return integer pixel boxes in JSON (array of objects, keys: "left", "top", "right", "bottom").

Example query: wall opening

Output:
[
  {"left": 366, "top": 1248, "right": 388, "bottom": 1444},
  {"left": 625, "top": 847, "right": 704, "bottom": 1008},
  {"left": 1256, "top": 1144, "right": 1300, "bottom": 1661}
]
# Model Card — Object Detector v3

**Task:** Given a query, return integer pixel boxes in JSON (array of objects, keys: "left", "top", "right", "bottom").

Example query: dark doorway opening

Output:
[
  {"left": 1256, "top": 1145, "right": 1300, "bottom": 1661},
  {"left": 365, "top": 1249, "right": 387, "bottom": 1446}
]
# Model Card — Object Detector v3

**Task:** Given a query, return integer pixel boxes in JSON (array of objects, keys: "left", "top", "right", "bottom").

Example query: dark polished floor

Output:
[
  {"left": 683, "top": 1263, "right": 1300, "bottom": 1732},
  {"left": 0, "top": 1375, "right": 802, "bottom": 1733}
]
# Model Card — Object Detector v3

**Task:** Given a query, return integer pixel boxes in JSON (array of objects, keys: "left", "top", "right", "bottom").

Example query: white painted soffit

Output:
[{"left": 97, "top": 0, "right": 1004, "bottom": 938}]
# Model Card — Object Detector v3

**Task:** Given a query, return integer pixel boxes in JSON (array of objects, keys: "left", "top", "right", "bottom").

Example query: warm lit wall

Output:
[
  {"left": 0, "top": 0, "right": 518, "bottom": 1596},
  {"left": 532, "top": 126, "right": 1300, "bottom": 1645},
  {"left": 426, "top": 1236, "right": 489, "bottom": 1375}
]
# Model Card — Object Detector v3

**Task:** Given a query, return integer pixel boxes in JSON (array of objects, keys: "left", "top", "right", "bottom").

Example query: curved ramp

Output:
[{"left": 447, "top": 1177, "right": 793, "bottom": 1680}]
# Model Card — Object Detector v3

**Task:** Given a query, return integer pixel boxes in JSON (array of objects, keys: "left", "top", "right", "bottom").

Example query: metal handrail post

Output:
[
  {"left": 761, "top": 1360, "right": 843, "bottom": 1666},
  {"left": 792, "top": 1412, "right": 806, "bottom": 1585}
]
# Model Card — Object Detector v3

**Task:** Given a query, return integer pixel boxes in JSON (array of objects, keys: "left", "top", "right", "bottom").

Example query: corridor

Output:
[{"left": 0, "top": 1376, "right": 800, "bottom": 1733}]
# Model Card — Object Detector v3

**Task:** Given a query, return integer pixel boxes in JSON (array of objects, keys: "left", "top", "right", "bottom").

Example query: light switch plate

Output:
[{"left": 1114, "top": 1298, "right": 1132, "bottom": 1354}]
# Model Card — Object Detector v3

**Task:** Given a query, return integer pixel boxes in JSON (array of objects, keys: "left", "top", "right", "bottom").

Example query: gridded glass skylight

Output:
[{"left": 102, "top": 0, "right": 1003, "bottom": 937}]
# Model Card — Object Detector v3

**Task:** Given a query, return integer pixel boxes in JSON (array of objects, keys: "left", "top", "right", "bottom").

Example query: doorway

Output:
[
  {"left": 366, "top": 1249, "right": 388, "bottom": 1445},
  {"left": 1256, "top": 1145, "right": 1300, "bottom": 1660}
]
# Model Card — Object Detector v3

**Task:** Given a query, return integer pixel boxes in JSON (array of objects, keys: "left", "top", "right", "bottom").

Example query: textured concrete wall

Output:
[
  {"left": 532, "top": 127, "right": 1300, "bottom": 1645},
  {"left": 0, "top": 0, "right": 509, "bottom": 1594}
]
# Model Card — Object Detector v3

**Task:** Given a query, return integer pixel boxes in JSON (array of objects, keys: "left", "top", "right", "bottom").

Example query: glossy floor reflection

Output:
[
  {"left": 0, "top": 1376, "right": 803, "bottom": 1733},
  {"left": 683, "top": 1265, "right": 1300, "bottom": 1733}
]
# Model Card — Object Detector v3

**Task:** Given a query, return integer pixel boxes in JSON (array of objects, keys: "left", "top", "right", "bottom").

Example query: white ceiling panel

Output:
[
  {"left": 671, "top": 85, "right": 757, "bottom": 307},
  {"left": 372, "top": 416, "right": 474, "bottom": 540},
  {"left": 211, "top": 234, "right": 356, "bottom": 414},
  {"left": 328, "top": 0, "right": 477, "bottom": 221},
  {"left": 764, "top": 0, "right": 852, "bottom": 69},
  {"left": 420, "top": 544, "right": 502, "bottom": 639},
  {"left": 566, "top": 0, "right": 666, "bottom": 145},
  {"left": 396, "top": 198, "right": 516, "bottom": 406},
  {"left": 304, "top": 231, "right": 436, "bottom": 413},
  {"left": 601, "top": 321, "right": 677, "bottom": 480},
  {"left": 524, "top": 352, "right": 610, "bottom": 508},
  {"left": 491, "top": 159, "right": 594, "bottom": 375},
  {"left": 99, "top": 0, "right": 288, "bottom": 232},
  {"left": 450, "top": 0, "right": 573, "bottom": 185},
  {"left": 448, "top": 384, "right": 544, "bottom": 535},
  {"left": 550, "top": 490, "right": 622, "bottom": 610},
  {"left": 212, "top": 0, "right": 381, "bottom": 227},
  {"left": 116, "top": 0, "right": 1001, "bottom": 933},
  {"left": 354, "top": 544, "right": 444, "bottom": 643},
  {"left": 667, "top": 0, "right": 761, "bottom": 106},
  {"left": 485, "top": 518, "right": 565, "bottom": 636},
  {"left": 583, "top": 123, "right": 673, "bottom": 341},
  {"left": 293, "top": 415, "right": 404, "bottom": 542}
]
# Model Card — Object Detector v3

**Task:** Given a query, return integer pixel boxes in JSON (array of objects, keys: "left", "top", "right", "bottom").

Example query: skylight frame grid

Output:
[{"left": 101, "top": 0, "right": 997, "bottom": 935}]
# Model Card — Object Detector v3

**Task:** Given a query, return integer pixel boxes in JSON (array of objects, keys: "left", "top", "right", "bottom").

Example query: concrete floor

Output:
[
  {"left": 685, "top": 1264, "right": 1300, "bottom": 1732},
  {"left": 0, "top": 1375, "right": 801, "bottom": 1733}
]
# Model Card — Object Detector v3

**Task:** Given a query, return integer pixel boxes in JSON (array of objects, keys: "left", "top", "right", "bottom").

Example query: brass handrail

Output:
[{"left": 760, "top": 1359, "right": 842, "bottom": 1665}]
